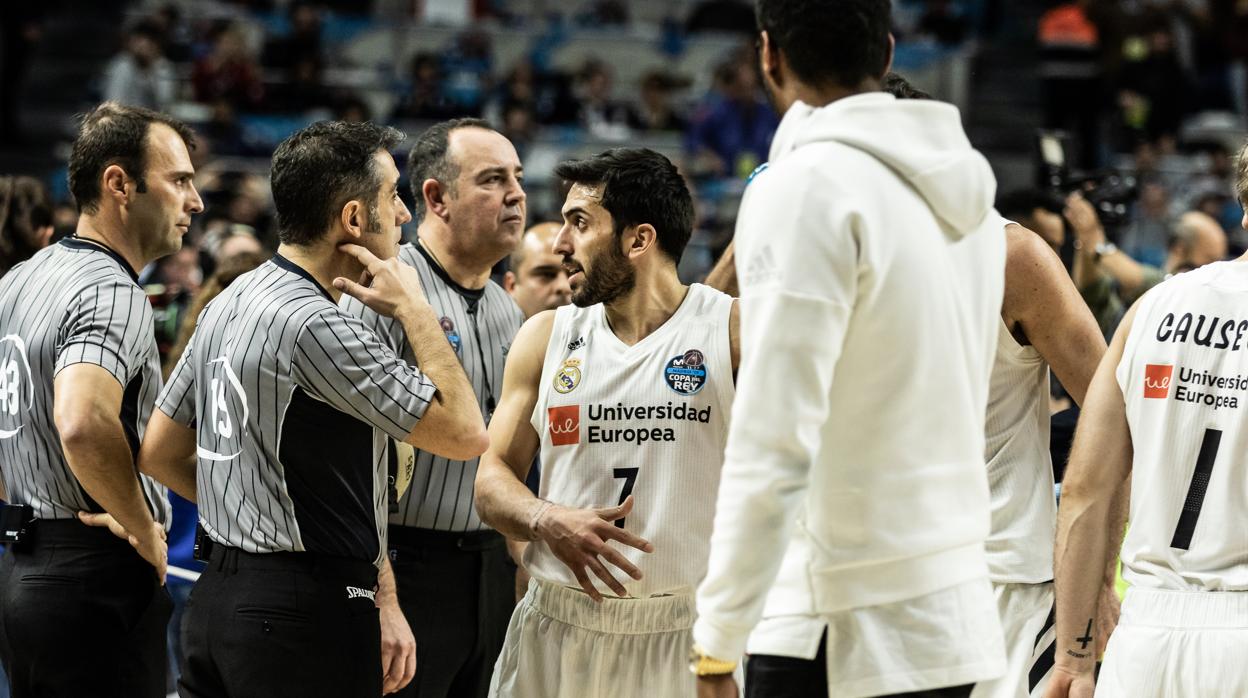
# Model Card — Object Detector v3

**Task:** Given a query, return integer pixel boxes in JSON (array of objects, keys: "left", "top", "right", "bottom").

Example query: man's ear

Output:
[
  {"left": 759, "top": 30, "right": 782, "bottom": 90},
  {"left": 626, "top": 223, "right": 658, "bottom": 260},
  {"left": 102, "top": 164, "right": 130, "bottom": 206},
  {"left": 340, "top": 199, "right": 364, "bottom": 240},
  {"left": 502, "top": 270, "right": 517, "bottom": 293},
  {"left": 424, "top": 179, "right": 451, "bottom": 222},
  {"left": 884, "top": 33, "right": 896, "bottom": 76}
]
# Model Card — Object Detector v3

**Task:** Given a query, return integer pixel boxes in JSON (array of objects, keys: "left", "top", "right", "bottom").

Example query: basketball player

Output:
[
  {"left": 473, "top": 147, "right": 739, "bottom": 697},
  {"left": 691, "top": 1, "right": 1009, "bottom": 695},
  {"left": 140, "top": 121, "right": 487, "bottom": 697},
  {"left": 0, "top": 102, "right": 202, "bottom": 697},
  {"left": 1045, "top": 150, "right": 1248, "bottom": 697},
  {"left": 504, "top": 222, "right": 572, "bottom": 318},
  {"left": 703, "top": 71, "right": 1112, "bottom": 697}
]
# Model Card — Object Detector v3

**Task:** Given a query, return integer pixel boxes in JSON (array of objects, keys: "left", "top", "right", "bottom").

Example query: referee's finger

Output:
[
  {"left": 338, "top": 242, "right": 382, "bottom": 270},
  {"left": 332, "top": 276, "right": 371, "bottom": 300},
  {"left": 381, "top": 649, "right": 402, "bottom": 693},
  {"left": 402, "top": 644, "right": 416, "bottom": 690}
]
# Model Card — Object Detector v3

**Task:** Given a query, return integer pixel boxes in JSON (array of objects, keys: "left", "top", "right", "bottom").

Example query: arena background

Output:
[{"left": 0, "top": 0, "right": 1246, "bottom": 695}]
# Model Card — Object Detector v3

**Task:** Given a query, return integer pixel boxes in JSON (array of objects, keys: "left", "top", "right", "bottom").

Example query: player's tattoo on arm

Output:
[{"left": 1065, "top": 617, "right": 1095, "bottom": 659}]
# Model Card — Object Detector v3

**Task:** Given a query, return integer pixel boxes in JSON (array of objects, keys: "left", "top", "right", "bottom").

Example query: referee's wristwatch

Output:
[{"left": 688, "top": 644, "right": 738, "bottom": 676}]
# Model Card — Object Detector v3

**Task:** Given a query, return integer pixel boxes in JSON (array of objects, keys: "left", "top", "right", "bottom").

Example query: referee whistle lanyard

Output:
[{"left": 418, "top": 240, "right": 497, "bottom": 423}]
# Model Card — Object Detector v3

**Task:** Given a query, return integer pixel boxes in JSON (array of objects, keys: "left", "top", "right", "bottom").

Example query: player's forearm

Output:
[
  {"left": 1099, "top": 251, "right": 1146, "bottom": 295},
  {"left": 474, "top": 454, "right": 544, "bottom": 541},
  {"left": 1053, "top": 484, "right": 1114, "bottom": 672},
  {"left": 59, "top": 414, "right": 157, "bottom": 536}
]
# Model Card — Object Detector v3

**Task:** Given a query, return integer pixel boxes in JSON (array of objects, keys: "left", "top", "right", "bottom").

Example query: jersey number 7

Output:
[
  {"left": 613, "top": 467, "right": 638, "bottom": 529},
  {"left": 1171, "top": 427, "right": 1222, "bottom": 551}
]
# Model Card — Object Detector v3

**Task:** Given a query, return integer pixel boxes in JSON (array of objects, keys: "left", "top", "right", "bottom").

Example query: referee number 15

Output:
[{"left": 210, "top": 377, "right": 234, "bottom": 439}]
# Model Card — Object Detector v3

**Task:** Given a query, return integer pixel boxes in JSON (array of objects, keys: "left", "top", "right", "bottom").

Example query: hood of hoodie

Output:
[{"left": 769, "top": 93, "right": 995, "bottom": 238}]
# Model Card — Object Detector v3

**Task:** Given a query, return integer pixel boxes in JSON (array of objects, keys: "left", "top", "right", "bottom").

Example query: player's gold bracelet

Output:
[{"left": 688, "top": 645, "right": 738, "bottom": 676}]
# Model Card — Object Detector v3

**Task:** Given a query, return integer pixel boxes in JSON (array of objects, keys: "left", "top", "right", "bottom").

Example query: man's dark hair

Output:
[
  {"left": 553, "top": 148, "right": 694, "bottom": 264},
  {"left": 407, "top": 117, "right": 493, "bottom": 222},
  {"left": 756, "top": 0, "right": 892, "bottom": 90},
  {"left": 882, "top": 72, "right": 931, "bottom": 100},
  {"left": 270, "top": 120, "right": 405, "bottom": 246},
  {"left": 996, "top": 188, "right": 1064, "bottom": 221},
  {"left": 67, "top": 101, "right": 197, "bottom": 215}
]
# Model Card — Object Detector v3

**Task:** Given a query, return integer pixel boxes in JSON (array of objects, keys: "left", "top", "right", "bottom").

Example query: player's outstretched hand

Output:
[
  {"left": 535, "top": 496, "right": 654, "bottom": 602},
  {"left": 1044, "top": 666, "right": 1094, "bottom": 698},
  {"left": 379, "top": 599, "right": 416, "bottom": 694},
  {"left": 78, "top": 512, "right": 168, "bottom": 585},
  {"left": 333, "top": 243, "right": 428, "bottom": 319},
  {"left": 696, "top": 675, "right": 738, "bottom": 698}
]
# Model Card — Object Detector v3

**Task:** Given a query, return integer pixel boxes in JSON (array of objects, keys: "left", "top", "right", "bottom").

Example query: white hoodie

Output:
[{"left": 694, "top": 93, "right": 1007, "bottom": 664}]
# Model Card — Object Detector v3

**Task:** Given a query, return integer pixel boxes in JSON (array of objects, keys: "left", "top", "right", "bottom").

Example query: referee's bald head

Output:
[{"left": 271, "top": 120, "right": 406, "bottom": 247}]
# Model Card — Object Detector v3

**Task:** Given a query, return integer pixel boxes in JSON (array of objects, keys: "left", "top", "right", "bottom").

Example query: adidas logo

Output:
[
  {"left": 743, "top": 245, "right": 780, "bottom": 286},
  {"left": 567, "top": 336, "right": 586, "bottom": 352}
]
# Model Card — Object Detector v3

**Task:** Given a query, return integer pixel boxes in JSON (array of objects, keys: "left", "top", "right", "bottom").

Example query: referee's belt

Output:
[
  {"left": 388, "top": 526, "right": 504, "bottom": 553},
  {"left": 206, "top": 544, "right": 378, "bottom": 581}
]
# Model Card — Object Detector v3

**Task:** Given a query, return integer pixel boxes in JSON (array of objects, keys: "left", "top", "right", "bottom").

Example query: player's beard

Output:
[{"left": 570, "top": 241, "right": 635, "bottom": 307}]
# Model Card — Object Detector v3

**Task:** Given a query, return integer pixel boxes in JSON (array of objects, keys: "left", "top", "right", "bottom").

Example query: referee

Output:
[
  {"left": 139, "top": 121, "right": 488, "bottom": 697},
  {"left": 0, "top": 102, "right": 203, "bottom": 697},
  {"left": 342, "top": 117, "right": 525, "bottom": 697}
]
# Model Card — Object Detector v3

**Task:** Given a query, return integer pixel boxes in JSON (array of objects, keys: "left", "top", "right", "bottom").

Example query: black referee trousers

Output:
[
  {"left": 388, "top": 526, "right": 514, "bottom": 698},
  {"left": 746, "top": 632, "right": 975, "bottom": 698},
  {"left": 178, "top": 545, "right": 381, "bottom": 698},
  {"left": 0, "top": 519, "right": 171, "bottom": 698}
]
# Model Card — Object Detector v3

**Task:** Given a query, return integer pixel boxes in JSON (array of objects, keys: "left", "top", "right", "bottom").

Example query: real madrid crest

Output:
[{"left": 553, "top": 358, "right": 582, "bottom": 394}]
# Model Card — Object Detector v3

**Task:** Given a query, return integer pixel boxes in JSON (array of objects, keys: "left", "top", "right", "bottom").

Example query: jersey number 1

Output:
[
  {"left": 1171, "top": 428, "right": 1222, "bottom": 550},
  {"left": 613, "top": 467, "right": 638, "bottom": 529}
]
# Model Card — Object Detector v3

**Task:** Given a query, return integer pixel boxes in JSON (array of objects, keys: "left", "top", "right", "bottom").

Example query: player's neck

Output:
[
  {"left": 602, "top": 269, "right": 688, "bottom": 347},
  {"left": 417, "top": 224, "right": 492, "bottom": 290},
  {"left": 73, "top": 215, "right": 148, "bottom": 275}
]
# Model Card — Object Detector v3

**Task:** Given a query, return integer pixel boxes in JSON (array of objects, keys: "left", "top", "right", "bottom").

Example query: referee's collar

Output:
[
  {"left": 413, "top": 240, "right": 485, "bottom": 303},
  {"left": 271, "top": 253, "right": 334, "bottom": 302},
  {"left": 59, "top": 237, "right": 139, "bottom": 283}
]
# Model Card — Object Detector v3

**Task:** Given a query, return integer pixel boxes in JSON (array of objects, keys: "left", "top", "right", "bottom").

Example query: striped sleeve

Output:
[
  {"left": 292, "top": 308, "right": 437, "bottom": 441},
  {"left": 340, "top": 294, "right": 406, "bottom": 358},
  {"left": 157, "top": 340, "right": 197, "bottom": 427},
  {"left": 54, "top": 279, "right": 151, "bottom": 385}
]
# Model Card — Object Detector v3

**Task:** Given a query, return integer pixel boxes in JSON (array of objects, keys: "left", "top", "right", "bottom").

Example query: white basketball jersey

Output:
[
  {"left": 1117, "top": 261, "right": 1248, "bottom": 592},
  {"left": 984, "top": 319, "right": 1056, "bottom": 584},
  {"left": 526, "top": 284, "right": 735, "bottom": 597}
]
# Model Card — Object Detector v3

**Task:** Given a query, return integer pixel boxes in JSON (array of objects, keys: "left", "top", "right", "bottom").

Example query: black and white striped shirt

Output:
[
  {"left": 343, "top": 242, "right": 524, "bottom": 532},
  {"left": 158, "top": 254, "right": 437, "bottom": 563},
  {"left": 0, "top": 238, "right": 170, "bottom": 525}
]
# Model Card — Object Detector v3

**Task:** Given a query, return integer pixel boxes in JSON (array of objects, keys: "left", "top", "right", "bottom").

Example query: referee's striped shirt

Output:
[
  {"left": 342, "top": 241, "right": 524, "bottom": 532},
  {"left": 0, "top": 238, "right": 170, "bottom": 525},
  {"left": 158, "top": 254, "right": 437, "bottom": 564}
]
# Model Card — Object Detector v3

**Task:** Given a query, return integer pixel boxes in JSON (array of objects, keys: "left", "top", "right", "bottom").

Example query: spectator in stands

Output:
[
  {"left": 1118, "top": 180, "right": 1172, "bottom": 266},
  {"left": 685, "top": 0, "right": 756, "bottom": 35},
  {"left": 192, "top": 25, "right": 264, "bottom": 110},
  {"left": 577, "top": 0, "right": 630, "bottom": 26},
  {"left": 1072, "top": 196, "right": 1227, "bottom": 337},
  {"left": 265, "top": 55, "right": 332, "bottom": 114},
  {"left": 1039, "top": 0, "right": 1103, "bottom": 168},
  {"left": 686, "top": 54, "right": 778, "bottom": 179},
  {"left": 501, "top": 102, "right": 537, "bottom": 159},
  {"left": 628, "top": 71, "right": 689, "bottom": 133},
  {"left": 396, "top": 52, "right": 454, "bottom": 121},
  {"left": 916, "top": 0, "right": 971, "bottom": 45},
  {"left": 576, "top": 59, "right": 633, "bottom": 139},
  {"left": 0, "top": 175, "right": 52, "bottom": 277},
  {"left": 199, "top": 98, "right": 248, "bottom": 156},
  {"left": 262, "top": 1, "right": 322, "bottom": 70},
  {"left": 202, "top": 223, "right": 263, "bottom": 266},
  {"left": 334, "top": 95, "right": 371, "bottom": 123},
  {"left": 102, "top": 20, "right": 177, "bottom": 112},
  {"left": 442, "top": 29, "right": 493, "bottom": 116},
  {"left": 1119, "top": 18, "right": 1189, "bottom": 146}
]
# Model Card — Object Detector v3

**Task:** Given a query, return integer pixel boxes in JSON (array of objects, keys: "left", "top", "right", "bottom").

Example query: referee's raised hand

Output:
[{"left": 333, "top": 243, "right": 429, "bottom": 319}]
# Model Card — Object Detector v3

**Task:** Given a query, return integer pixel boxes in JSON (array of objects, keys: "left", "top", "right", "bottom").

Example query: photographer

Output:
[{"left": 1069, "top": 192, "right": 1227, "bottom": 337}]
